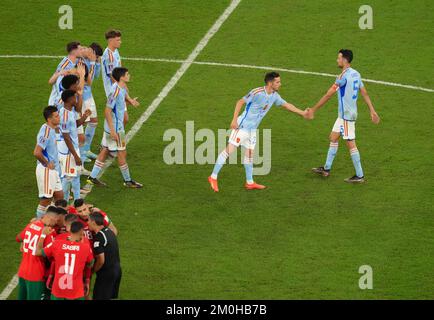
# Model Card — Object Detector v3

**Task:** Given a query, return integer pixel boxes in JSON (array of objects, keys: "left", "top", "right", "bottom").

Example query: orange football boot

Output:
[
  {"left": 245, "top": 182, "right": 266, "bottom": 190},
  {"left": 208, "top": 176, "right": 219, "bottom": 192}
]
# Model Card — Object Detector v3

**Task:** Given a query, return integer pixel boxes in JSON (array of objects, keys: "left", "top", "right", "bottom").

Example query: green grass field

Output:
[{"left": 1, "top": 0, "right": 433, "bottom": 299}]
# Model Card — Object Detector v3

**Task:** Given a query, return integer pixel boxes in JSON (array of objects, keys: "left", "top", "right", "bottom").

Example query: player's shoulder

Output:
[
  {"left": 38, "top": 123, "right": 51, "bottom": 137},
  {"left": 250, "top": 86, "right": 265, "bottom": 95},
  {"left": 102, "top": 47, "right": 110, "bottom": 58},
  {"left": 348, "top": 67, "right": 361, "bottom": 78}
]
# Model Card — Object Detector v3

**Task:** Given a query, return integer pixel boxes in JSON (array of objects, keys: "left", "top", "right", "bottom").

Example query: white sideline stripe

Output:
[
  {"left": 0, "top": 275, "right": 18, "bottom": 300},
  {"left": 0, "top": 55, "right": 433, "bottom": 93},
  {"left": 0, "top": 0, "right": 241, "bottom": 300}
]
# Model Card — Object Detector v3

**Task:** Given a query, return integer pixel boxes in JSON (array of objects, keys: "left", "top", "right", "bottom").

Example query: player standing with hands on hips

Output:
[{"left": 308, "top": 49, "right": 380, "bottom": 183}]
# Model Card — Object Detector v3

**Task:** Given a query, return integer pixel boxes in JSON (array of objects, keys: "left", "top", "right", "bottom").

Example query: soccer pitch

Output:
[{"left": 1, "top": 0, "right": 433, "bottom": 299}]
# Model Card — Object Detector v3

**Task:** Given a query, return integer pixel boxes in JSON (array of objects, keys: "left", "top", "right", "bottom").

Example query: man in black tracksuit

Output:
[{"left": 88, "top": 212, "right": 122, "bottom": 300}]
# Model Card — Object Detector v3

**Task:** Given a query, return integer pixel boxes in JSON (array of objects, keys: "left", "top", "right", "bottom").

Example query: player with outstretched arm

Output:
[
  {"left": 208, "top": 72, "right": 311, "bottom": 192},
  {"left": 308, "top": 49, "right": 380, "bottom": 183}
]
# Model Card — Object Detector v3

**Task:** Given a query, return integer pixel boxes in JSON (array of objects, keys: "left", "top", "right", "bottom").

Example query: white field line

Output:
[
  {"left": 0, "top": 0, "right": 242, "bottom": 301},
  {"left": 0, "top": 55, "right": 433, "bottom": 93}
]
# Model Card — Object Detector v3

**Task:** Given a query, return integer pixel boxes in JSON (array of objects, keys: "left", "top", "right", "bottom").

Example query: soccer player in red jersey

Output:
[
  {"left": 35, "top": 221, "right": 94, "bottom": 300},
  {"left": 16, "top": 206, "right": 59, "bottom": 300},
  {"left": 73, "top": 199, "right": 117, "bottom": 241}
]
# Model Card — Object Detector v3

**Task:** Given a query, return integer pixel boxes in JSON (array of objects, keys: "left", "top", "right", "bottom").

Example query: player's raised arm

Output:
[
  {"left": 281, "top": 101, "right": 309, "bottom": 118},
  {"left": 360, "top": 86, "right": 380, "bottom": 124},
  {"left": 310, "top": 84, "right": 338, "bottom": 115}
]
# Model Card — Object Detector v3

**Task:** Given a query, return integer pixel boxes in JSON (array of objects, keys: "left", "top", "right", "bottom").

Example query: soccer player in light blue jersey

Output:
[
  {"left": 80, "top": 43, "right": 103, "bottom": 163},
  {"left": 309, "top": 49, "right": 380, "bottom": 183},
  {"left": 87, "top": 67, "right": 142, "bottom": 188},
  {"left": 208, "top": 72, "right": 311, "bottom": 192},
  {"left": 58, "top": 90, "right": 91, "bottom": 201},
  {"left": 102, "top": 29, "right": 139, "bottom": 127},
  {"left": 48, "top": 42, "right": 82, "bottom": 106},
  {"left": 34, "top": 106, "right": 64, "bottom": 217}
]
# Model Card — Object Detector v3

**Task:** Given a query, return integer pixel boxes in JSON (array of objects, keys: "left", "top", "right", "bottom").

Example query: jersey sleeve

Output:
[
  {"left": 99, "top": 210, "right": 111, "bottom": 227},
  {"left": 60, "top": 111, "right": 71, "bottom": 133},
  {"left": 359, "top": 78, "right": 364, "bottom": 88},
  {"left": 37, "top": 128, "right": 49, "bottom": 150},
  {"left": 273, "top": 93, "right": 287, "bottom": 106},
  {"left": 93, "top": 232, "right": 106, "bottom": 255},
  {"left": 242, "top": 90, "right": 254, "bottom": 104},
  {"left": 42, "top": 241, "right": 54, "bottom": 258},
  {"left": 94, "top": 63, "right": 101, "bottom": 80},
  {"left": 16, "top": 225, "right": 28, "bottom": 242}
]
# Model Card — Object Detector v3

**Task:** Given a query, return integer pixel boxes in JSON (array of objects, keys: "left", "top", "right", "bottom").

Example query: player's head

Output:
[
  {"left": 112, "top": 67, "right": 129, "bottom": 82},
  {"left": 89, "top": 42, "right": 103, "bottom": 57},
  {"left": 66, "top": 41, "right": 81, "bottom": 57},
  {"left": 55, "top": 199, "right": 68, "bottom": 210},
  {"left": 88, "top": 212, "right": 105, "bottom": 232},
  {"left": 42, "top": 206, "right": 60, "bottom": 227},
  {"left": 43, "top": 106, "right": 60, "bottom": 127},
  {"left": 61, "top": 74, "right": 79, "bottom": 91},
  {"left": 64, "top": 213, "right": 78, "bottom": 232},
  {"left": 337, "top": 49, "right": 353, "bottom": 67},
  {"left": 74, "top": 199, "right": 91, "bottom": 220},
  {"left": 105, "top": 29, "right": 122, "bottom": 48},
  {"left": 61, "top": 89, "right": 76, "bottom": 107},
  {"left": 56, "top": 207, "right": 67, "bottom": 228},
  {"left": 264, "top": 72, "right": 281, "bottom": 91},
  {"left": 70, "top": 221, "right": 84, "bottom": 241}
]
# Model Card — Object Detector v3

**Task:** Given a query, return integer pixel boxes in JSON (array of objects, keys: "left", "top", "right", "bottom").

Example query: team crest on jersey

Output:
[
  {"left": 70, "top": 168, "right": 75, "bottom": 174},
  {"left": 236, "top": 137, "right": 240, "bottom": 143}
]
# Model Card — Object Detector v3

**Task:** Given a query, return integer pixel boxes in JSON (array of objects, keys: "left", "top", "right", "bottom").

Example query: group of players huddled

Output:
[{"left": 17, "top": 29, "right": 138, "bottom": 300}]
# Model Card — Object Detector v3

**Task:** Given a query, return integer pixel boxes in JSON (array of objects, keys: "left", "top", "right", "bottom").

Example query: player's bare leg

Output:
[
  {"left": 244, "top": 148, "right": 265, "bottom": 190},
  {"left": 117, "top": 150, "right": 142, "bottom": 188},
  {"left": 344, "top": 139, "right": 365, "bottom": 183},
  {"left": 312, "top": 131, "right": 340, "bottom": 177},
  {"left": 87, "top": 147, "right": 109, "bottom": 187},
  {"left": 208, "top": 143, "right": 237, "bottom": 192},
  {"left": 123, "top": 112, "right": 129, "bottom": 127},
  {"left": 36, "top": 198, "right": 51, "bottom": 217}
]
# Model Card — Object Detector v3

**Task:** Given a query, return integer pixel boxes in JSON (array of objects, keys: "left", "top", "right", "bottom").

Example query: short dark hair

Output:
[
  {"left": 339, "top": 49, "right": 353, "bottom": 63},
  {"left": 43, "top": 106, "right": 58, "bottom": 121},
  {"left": 61, "top": 89, "right": 76, "bottom": 103},
  {"left": 112, "top": 67, "right": 128, "bottom": 82},
  {"left": 65, "top": 213, "right": 78, "bottom": 222},
  {"left": 105, "top": 29, "right": 122, "bottom": 40},
  {"left": 74, "top": 198, "right": 85, "bottom": 208},
  {"left": 55, "top": 199, "right": 68, "bottom": 208},
  {"left": 65, "top": 213, "right": 78, "bottom": 223},
  {"left": 66, "top": 41, "right": 80, "bottom": 53},
  {"left": 61, "top": 74, "right": 79, "bottom": 90},
  {"left": 264, "top": 71, "right": 280, "bottom": 84},
  {"left": 57, "top": 207, "right": 67, "bottom": 215},
  {"left": 70, "top": 221, "right": 84, "bottom": 234},
  {"left": 46, "top": 206, "right": 59, "bottom": 215},
  {"left": 89, "top": 212, "right": 105, "bottom": 226},
  {"left": 89, "top": 42, "right": 103, "bottom": 57}
]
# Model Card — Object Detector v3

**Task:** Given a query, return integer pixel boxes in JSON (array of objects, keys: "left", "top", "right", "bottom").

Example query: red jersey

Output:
[
  {"left": 43, "top": 238, "right": 94, "bottom": 299},
  {"left": 74, "top": 210, "right": 110, "bottom": 242},
  {"left": 16, "top": 220, "right": 55, "bottom": 281}
]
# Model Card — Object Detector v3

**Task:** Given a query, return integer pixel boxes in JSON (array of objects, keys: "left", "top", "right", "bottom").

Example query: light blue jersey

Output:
[
  {"left": 334, "top": 67, "right": 364, "bottom": 121},
  {"left": 48, "top": 57, "right": 75, "bottom": 106},
  {"left": 58, "top": 107, "right": 79, "bottom": 155},
  {"left": 102, "top": 48, "right": 121, "bottom": 97},
  {"left": 237, "top": 87, "right": 287, "bottom": 130},
  {"left": 104, "top": 83, "right": 127, "bottom": 133},
  {"left": 49, "top": 76, "right": 65, "bottom": 109},
  {"left": 83, "top": 58, "right": 101, "bottom": 101},
  {"left": 36, "top": 124, "right": 60, "bottom": 172}
]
